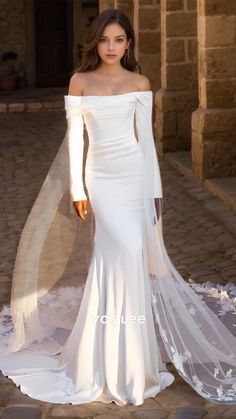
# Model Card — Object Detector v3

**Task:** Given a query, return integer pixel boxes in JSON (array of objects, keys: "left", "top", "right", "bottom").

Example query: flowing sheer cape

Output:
[{"left": 0, "top": 91, "right": 236, "bottom": 404}]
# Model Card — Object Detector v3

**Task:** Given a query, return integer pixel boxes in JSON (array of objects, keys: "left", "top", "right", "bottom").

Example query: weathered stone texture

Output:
[
  {"left": 191, "top": 0, "right": 236, "bottom": 180},
  {"left": 156, "top": 89, "right": 198, "bottom": 153},
  {"left": 0, "top": 0, "right": 25, "bottom": 64},
  {"left": 187, "top": 39, "right": 198, "bottom": 61},
  {"left": 157, "top": 0, "right": 198, "bottom": 154},
  {"left": 163, "top": 0, "right": 184, "bottom": 11},
  {"left": 139, "top": 32, "right": 161, "bottom": 54},
  {"left": 202, "top": 80, "right": 236, "bottom": 108},
  {"left": 166, "top": 12, "right": 197, "bottom": 37},
  {"left": 139, "top": 7, "right": 160, "bottom": 30},
  {"left": 139, "top": 0, "right": 158, "bottom": 5},
  {"left": 187, "top": 0, "right": 197, "bottom": 10},
  {"left": 166, "top": 39, "right": 185, "bottom": 63},
  {"left": 199, "top": 0, "right": 236, "bottom": 16},
  {"left": 99, "top": 0, "right": 115, "bottom": 10},
  {"left": 166, "top": 63, "right": 198, "bottom": 90},
  {"left": 138, "top": 2, "right": 161, "bottom": 92},
  {"left": 198, "top": 15, "right": 235, "bottom": 48},
  {"left": 192, "top": 108, "right": 236, "bottom": 179},
  {"left": 200, "top": 47, "right": 236, "bottom": 80}
]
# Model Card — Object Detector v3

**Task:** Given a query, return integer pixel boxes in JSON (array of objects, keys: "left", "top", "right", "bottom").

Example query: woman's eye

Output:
[{"left": 99, "top": 38, "right": 124, "bottom": 43}]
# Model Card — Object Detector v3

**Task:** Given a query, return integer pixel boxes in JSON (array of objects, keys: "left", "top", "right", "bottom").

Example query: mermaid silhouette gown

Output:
[
  {"left": 1, "top": 91, "right": 236, "bottom": 405},
  {"left": 0, "top": 91, "right": 175, "bottom": 406}
]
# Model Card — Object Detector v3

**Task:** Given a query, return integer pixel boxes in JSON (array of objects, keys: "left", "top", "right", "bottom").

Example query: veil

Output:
[{"left": 0, "top": 91, "right": 236, "bottom": 404}]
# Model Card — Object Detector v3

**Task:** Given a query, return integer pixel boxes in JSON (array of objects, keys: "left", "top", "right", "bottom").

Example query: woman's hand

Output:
[{"left": 73, "top": 200, "right": 88, "bottom": 221}]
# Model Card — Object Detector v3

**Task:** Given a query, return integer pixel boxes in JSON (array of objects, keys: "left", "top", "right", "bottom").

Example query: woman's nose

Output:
[{"left": 108, "top": 42, "right": 115, "bottom": 51}]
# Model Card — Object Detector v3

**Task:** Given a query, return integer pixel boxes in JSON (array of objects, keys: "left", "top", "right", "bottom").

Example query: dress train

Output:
[{"left": 0, "top": 91, "right": 236, "bottom": 405}]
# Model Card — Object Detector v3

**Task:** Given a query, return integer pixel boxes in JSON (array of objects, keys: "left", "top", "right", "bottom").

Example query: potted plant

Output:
[{"left": 0, "top": 51, "right": 18, "bottom": 90}]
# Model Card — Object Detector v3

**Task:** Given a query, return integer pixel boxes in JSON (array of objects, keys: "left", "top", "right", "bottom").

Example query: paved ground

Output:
[{"left": 0, "top": 110, "right": 236, "bottom": 418}]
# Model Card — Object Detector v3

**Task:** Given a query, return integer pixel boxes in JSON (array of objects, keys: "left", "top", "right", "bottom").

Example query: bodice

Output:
[{"left": 64, "top": 91, "right": 151, "bottom": 148}]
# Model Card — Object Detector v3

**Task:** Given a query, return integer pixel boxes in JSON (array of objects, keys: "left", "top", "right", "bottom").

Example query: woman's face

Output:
[{"left": 97, "top": 22, "right": 131, "bottom": 65}]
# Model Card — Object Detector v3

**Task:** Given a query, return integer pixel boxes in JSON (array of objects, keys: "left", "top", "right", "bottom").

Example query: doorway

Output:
[{"left": 35, "top": 0, "right": 73, "bottom": 87}]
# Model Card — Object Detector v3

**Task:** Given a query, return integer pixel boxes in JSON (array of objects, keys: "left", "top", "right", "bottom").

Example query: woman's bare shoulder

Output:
[
  {"left": 122, "top": 70, "right": 151, "bottom": 92},
  {"left": 134, "top": 73, "right": 151, "bottom": 91},
  {"left": 68, "top": 72, "right": 88, "bottom": 96}
]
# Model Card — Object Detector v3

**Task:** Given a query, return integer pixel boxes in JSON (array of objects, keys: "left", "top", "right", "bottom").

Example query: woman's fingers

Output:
[{"left": 73, "top": 200, "right": 88, "bottom": 221}]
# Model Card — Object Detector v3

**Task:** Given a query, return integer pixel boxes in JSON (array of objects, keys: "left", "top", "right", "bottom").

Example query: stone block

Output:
[
  {"left": 187, "top": 39, "right": 197, "bottom": 62},
  {"left": 202, "top": 16, "right": 236, "bottom": 47},
  {"left": 156, "top": 89, "right": 175, "bottom": 112},
  {"left": 192, "top": 108, "right": 236, "bottom": 134},
  {"left": 162, "top": 0, "right": 183, "bottom": 11},
  {"left": 166, "top": 12, "right": 197, "bottom": 37},
  {"left": 204, "top": 47, "right": 236, "bottom": 79},
  {"left": 139, "top": 31, "right": 160, "bottom": 54},
  {"left": 206, "top": 110, "right": 236, "bottom": 134},
  {"left": 139, "top": 52, "right": 161, "bottom": 91},
  {"left": 0, "top": 103, "right": 7, "bottom": 113},
  {"left": 204, "top": 79, "right": 236, "bottom": 108},
  {"left": 43, "top": 101, "right": 56, "bottom": 109},
  {"left": 158, "top": 134, "right": 180, "bottom": 153},
  {"left": 166, "top": 39, "right": 185, "bottom": 63},
  {"left": 8, "top": 103, "right": 25, "bottom": 112},
  {"left": 155, "top": 89, "right": 198, "bottom": 112},
  {"left": 139, "top": 0, "right": 156, "bottom": 5},
  {"left": 187, "top": 0, "right": 197, "bottom": 11},
  {"left": 192, "top": 108, "right": 236, "bottom": 179},
  {"left": 156, "top": 110, "right": 176, "bottom": 139},
  {"left": 177, "top": 111, "right": 192, "bottom": 138},
  {"left": 139, "top": 7, "right": 160, "bottom": 30},
  {"left": 191, "top": 137, "right": 203, "bottom": 179},
  {"left": 199, "top": 0, "right": 236, "bottom": 16},
  {"left": 99, "top": 0, "right": 115, "bottom": 10},
  {"left": 175, "top": 91, "right": 199, "bottom": 111},
  {"left": 51, "top": 100, "right": 64, "bottom": 109},
  {"left": 26, "top": 102, "right": 43, "bottom": 112},
  {"left": 166, "top": 63, "right": 198, "bottom": 90},
  {"left": 203, "top": 138, "right": 236, "bottom": 178}
]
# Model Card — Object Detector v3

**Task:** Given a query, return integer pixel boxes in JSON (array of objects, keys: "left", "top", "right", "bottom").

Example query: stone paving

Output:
[{"left": 0, "top": 110, "right": 236, "bottom": 418}]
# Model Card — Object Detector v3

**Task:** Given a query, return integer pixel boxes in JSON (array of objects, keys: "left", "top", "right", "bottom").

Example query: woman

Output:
[{"left": 0, "top": 8, "right": 236, "bottom": 407}]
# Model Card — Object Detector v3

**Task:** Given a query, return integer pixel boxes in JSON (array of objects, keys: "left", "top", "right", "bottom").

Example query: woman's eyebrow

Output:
[{"left": 101, "top": 35, "right": 125, "bottom": 38}]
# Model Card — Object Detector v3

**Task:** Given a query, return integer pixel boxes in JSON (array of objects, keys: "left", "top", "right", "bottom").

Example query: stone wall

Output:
[
  {"left": 155, "top": 0, "right": 198, "bottom": 155},
  {"left": 138, "top": 0, "right": 161, "bottom": 91},
  {"left": 192, "top": 0, "right": 236, "bottom": 180},
  {"left": 100, "top": 1, "right": 161, "bottom": 91},
  {"left": 0, "top": 0, "right": 26, "bottom": 65},
  {"left": 99, "top": 0, "right": 115, "bottom": 10},
  {"left": 1, "top": 0, "right": 235, "bottom": 181}
]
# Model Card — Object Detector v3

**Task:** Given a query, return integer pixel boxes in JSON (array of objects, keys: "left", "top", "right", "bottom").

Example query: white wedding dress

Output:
[{"left": 0, "top": 91, "right": 236, "bottom": 406}]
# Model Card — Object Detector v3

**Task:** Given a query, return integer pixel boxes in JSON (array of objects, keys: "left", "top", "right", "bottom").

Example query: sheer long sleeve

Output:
[{"left": 64, "top": 96, "right": 87, "bottom": 202}]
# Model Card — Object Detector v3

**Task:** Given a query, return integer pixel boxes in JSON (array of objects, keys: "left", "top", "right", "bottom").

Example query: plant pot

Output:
[{"left": 0, "top": 74, "right": 17, "bottom": 90}]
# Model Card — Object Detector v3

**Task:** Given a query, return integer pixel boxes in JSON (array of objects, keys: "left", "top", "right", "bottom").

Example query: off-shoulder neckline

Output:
[{"left": 64, "top": 90, "right": 152, "bottom": 98}]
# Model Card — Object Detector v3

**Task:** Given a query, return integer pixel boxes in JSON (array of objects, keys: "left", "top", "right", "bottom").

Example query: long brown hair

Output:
[{"left": 71, "top": 8, "right": 141, "bottom": 75}]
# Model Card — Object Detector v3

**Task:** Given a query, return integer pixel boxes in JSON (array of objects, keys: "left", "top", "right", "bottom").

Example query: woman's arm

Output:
[
  {"left": 66, "top": 74, "right": 88, "bottom": 220},
  {"left": 135, "top": 78, "right": 163, "bottom": 222}
]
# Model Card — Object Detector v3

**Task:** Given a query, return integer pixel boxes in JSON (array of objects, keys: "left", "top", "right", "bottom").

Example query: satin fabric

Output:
[
  {"left": 0, "top": 91, "right": 174, "bottom": 406},
  {"left": 1, "top": 91, "right": 236, "bottom": 406}
]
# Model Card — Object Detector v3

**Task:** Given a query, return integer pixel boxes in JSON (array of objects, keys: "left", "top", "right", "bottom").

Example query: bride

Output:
[{"left": 0, "top": 7, "right": 236, "bottom": 407}]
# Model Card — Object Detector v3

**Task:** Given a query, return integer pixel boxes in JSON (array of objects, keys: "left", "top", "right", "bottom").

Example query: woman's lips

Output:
[{"left": 106, "top": 55, "right": 117, "bottom": 58}]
